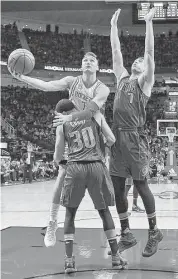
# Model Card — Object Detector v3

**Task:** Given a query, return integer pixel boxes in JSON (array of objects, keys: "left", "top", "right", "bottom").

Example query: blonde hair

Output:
[{"left": 83, "top": 52, "right": 98, "bottom": 60}]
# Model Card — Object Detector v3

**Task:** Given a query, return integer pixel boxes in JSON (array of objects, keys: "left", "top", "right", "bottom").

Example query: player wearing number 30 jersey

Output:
[
  {"left": 60, "top": 115, "right": 114, "bottom": 209},
  {"left": 64, "top": 119, "right": 105, "bottom": 162},
  {"left": 53, "top": 99, "right": 128, "bottom": 273},
  {"left": 53, "top": 99, "right": 116, "bottom": 211}
]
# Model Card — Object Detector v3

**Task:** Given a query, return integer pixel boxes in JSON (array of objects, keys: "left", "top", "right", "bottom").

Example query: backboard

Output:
[{"left": 157, "top": 120, "right": 178, "bottom": 142}]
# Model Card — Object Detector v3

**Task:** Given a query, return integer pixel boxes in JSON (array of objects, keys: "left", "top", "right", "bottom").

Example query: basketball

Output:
[{"left": 8, "top": 48, "right": 35, "bottom": 75}]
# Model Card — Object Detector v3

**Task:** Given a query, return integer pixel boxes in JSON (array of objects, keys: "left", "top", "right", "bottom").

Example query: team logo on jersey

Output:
[
  {"left": 78, "top": 83, "right": 83, "bottom": 90},
  {"left": 118, "top": 80, "right": 135, "bottom": 93},
  {"left": 141, "top": 164, "right": 149, "bottom": 177},
  {"left": 75, "top": 90, "right": 90, "bottom": 102}
]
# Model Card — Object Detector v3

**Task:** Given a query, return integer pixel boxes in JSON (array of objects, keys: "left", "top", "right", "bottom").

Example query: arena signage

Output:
[
  {"left": 44, "top": 65, "right": 113, "bottom": 74},
  {"left": 0, "top": 61, "right": 113, "bottom": 74}
]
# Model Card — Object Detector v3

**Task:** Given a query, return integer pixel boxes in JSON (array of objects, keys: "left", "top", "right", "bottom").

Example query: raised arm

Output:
[
  {"left": 53, "top": 125, "right": 65, "bottom": 164},
  {"left": 110, "top": 9, "right": 128, "bottom": 80},
  {"left": 138, "top": 8, "right": 156, "bottom": 97},
  {"left": 8, "top": 66, "right": 74, "bottom": 91},
  {"left": 53, "top": 83, "right": 110, "bottom": 127}
]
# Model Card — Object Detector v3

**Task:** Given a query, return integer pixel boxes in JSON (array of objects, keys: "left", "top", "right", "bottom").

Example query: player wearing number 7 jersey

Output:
[
  {"left": 109, "top": 7, "right": 163, "bottom": 258},
  {"left": 53, "top": 99, "right": 127, "bottom": 273}
]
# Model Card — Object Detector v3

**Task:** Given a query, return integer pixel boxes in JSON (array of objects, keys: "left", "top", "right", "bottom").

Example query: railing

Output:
[{"left": 0, "top": 116, "right": 16, "bottom": 138}]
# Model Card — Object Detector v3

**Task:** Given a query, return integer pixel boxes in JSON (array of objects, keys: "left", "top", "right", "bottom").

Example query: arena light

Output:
[
  {"left": 169, "top": 92, "right": 178, "bottom": 96},
  {"left": 0, "top": 61, "right": 7, "bottom": 65},
  {"left": 0, "top": 142, "right": 7, "bottom": 149},
  {"left": 165, "top": 111, "right": 177, "bottom": 114},
  {"left": 165, "top": 80, "right": 178, "bottom": 84}
]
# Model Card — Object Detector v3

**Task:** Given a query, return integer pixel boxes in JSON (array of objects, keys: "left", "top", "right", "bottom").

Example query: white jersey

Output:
[
  {"left": 69, "top": 75, "right": 105, "bottom": 113},
  {"left": 62, "top": 75, "right": 106, "bottom": 162}
]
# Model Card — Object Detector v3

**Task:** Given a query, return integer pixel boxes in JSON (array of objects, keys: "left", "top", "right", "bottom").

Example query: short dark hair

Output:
[{"left": 55, "top": 99, "right": 75, "bottom": 113}]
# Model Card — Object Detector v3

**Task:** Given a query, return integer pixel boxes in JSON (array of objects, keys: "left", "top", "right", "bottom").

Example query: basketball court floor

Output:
[{"left": 1, "top": 179, "right": 178, "bottom": 279}]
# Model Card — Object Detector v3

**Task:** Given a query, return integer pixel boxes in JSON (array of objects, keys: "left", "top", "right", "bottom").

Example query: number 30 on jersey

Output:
[{"left": 69, "top": 126, "right": 96, "bottom": 153}]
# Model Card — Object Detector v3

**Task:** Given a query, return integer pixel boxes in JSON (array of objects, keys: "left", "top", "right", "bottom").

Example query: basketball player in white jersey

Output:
[{"left": 8, "top": 52, "right": 110, "bottom": 247}]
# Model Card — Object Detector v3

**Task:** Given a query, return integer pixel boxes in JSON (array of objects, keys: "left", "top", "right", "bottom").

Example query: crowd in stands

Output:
[
  {"left": 1, "top": 86, "right": 57, "bottom": 149},
  {"left": 1, "top": 83, "right": 177, "bottom": 184},
  {"left": 1, "top": 23, "right": 21, "bottom": 60},
  {"left": 23, "top": 28, "right": 85, "bottom": 67},
  {"left": 1, "top": 23, "right": 178, "bottom": 185},
  {"left": 148, "top": 136, "right": 168, "bottom": 178},
  {"left": 1, "top": 156, "right": 58, "bottom": 185},
  {"left": 1, "top": 86, "right": 118, "bottom": 149},
  {"left": 1, "top": 24, "right": 178, "bottom": 69},
  {"left": 91, "top": 33, "right": 178, "bottom": 68}
]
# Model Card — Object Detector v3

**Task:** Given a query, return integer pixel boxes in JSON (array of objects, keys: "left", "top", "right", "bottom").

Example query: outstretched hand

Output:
[
  {"left": 7, "top": 64, "right": 22, "bottom": 79},
  {"left": 111, "top": 9, "right": 121, "bottom": 26},
  {"left": 144, "top": 7, "right": 156, "bottom": 22}
]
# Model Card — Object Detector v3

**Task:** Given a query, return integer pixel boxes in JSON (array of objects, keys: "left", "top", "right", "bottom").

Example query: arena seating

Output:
[
  {"left": 1, "top": 24, "right": 178, "bottom": 184},
  {"left": 1, "top": 24, "right": 178, "bottom": 69}
]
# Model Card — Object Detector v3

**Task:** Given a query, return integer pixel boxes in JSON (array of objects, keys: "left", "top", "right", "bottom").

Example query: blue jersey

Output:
[
  {"left": 63, "top": 118, "right": 105, "bottom": 162},
  {"left": 113, "top": 76, "right": 149, "bottom": 128}
]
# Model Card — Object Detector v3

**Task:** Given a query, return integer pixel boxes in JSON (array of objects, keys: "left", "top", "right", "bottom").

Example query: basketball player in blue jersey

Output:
[
  {"left": 8, "top": 52, "right": 110, "bottom": 247},
  {"left": 53, "top": 99, "right": 127, "bottom": 273},
  {"left": 109, "top": 7, "right": 163, "bottom": 257}
]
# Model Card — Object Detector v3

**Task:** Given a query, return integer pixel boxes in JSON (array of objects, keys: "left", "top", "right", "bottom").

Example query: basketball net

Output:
[{"left": 167, "top": 133, "right": 175, "bottom": 143}]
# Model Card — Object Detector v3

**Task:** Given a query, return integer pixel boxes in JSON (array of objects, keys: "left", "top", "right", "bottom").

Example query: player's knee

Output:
[
  {"left": 98, "top": 207, "right": 109, "bottom": 217},
  {"left": 133, "top": 178, "right": 149, "bottom": 195},
  {"left": 114, "top": 186, "right": 126, "bottom": 199},
  {"left": 111, "top": 176, "right": 126, "bottom": 191}
]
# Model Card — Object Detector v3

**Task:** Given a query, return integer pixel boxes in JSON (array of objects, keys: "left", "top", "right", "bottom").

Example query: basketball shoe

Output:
[
  {"left": 132, "top": 205, "right": 145, "bottom": 213},
  {"left": 44, "top": 220, "right": 58, "bottom": 247},
  {"left": 65, "top": 256, "right": 77, "bottom": 274},
  {"left": 108, "top": 228, "right": 137, "bottom": 255},
  {"left": 112, "top": 253, "right": 128, "bottom": 269},
  {"left": 142, "top": 228, "right": 163, "bottom": 257}
]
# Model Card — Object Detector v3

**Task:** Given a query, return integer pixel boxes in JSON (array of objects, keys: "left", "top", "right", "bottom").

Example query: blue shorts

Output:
[
  {"left": 110, "top": 129, "right": 150, "bottom": 180},
  {"left": 60, "top": 161, "right": 115, "bottom": 210}
]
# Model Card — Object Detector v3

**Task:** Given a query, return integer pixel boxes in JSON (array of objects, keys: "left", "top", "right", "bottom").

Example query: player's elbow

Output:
[
  {"left": 106, "top": 135, "right": 116, "bottom": 146},
  {"left": 53, "top": 153, "right": 60, "bottom": 164}
]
